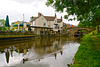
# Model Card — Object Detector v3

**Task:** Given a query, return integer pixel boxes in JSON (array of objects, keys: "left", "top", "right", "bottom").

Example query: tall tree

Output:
[
  {"left": 5, "top": 15, "right": 10, "bottom": 30},
  {"left": 46, "top": 0, "right": 100, "bottom": 34},
  {"left": 5, "top": 15, "right": 9, "bottom": 27}
]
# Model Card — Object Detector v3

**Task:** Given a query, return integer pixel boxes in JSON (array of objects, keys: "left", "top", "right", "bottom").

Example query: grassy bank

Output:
[
  {"left": 0, "top": 35, "right": 35, "bottom": 38},
  {"left": 72, "top": 30, "right": 100, "bottom": 67}
]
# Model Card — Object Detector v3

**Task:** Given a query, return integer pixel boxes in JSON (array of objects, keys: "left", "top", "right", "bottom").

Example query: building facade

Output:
[{"left": 30, "top": 13, "right": 63, "bottom": 35}]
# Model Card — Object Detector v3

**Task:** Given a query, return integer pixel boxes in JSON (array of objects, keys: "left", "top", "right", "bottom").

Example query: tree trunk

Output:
[
  {"left": 96, "top": 17, "right": 100, "bottom": 35},
  {"left": 97, "top": 22, "right": 99, "bottom": 34}
]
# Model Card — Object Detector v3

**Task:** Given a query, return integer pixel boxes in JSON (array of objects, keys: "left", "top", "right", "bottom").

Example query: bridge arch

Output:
[{"left": 66, "top": 27, "right": 95, "bottom": 35}]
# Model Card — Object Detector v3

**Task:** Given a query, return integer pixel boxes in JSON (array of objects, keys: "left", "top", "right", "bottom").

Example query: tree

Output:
[
  {"left": 46, "top": 0, "right": 100, "bottom": 34},
  {"left": 0, "top": 19, "right": 6, "bottom": 31},
  {"left": 30, "top": 16, "right": 34, "bottom": 22},
  {"left": 94, "top": 10, "right": 100, "bottom": 34},
  {"left": 5, "top": 15, "right": 10, "bottom": 31},
  {"left": 5, "top": 15, "right": 9, "bottom": 27},
  {"left": 78, "top": 21, "right": 96, "bottom": 28},
  {"left": 0, "top": 19, "right": 5, "bottom": 27}
]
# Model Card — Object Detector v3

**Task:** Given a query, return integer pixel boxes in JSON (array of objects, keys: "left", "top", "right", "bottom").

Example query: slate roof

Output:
[
  {"left": 44, "top": 16, "right": 55, "bottom": 21},
  {"left": 31, "top": 13, "right": 62, "bottom": 23},
  {"left": 57, "top": 19, "right": 62, "bottom": 23}
]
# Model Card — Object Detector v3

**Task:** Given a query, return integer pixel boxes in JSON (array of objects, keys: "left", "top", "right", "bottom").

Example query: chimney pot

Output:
[
  {"left": 61, "top": 16, "right": 62, "bottom": 21},
  {"left": 55, "top": 13, "right": 56, "bottom": 17},
  {"left": 38, "top": 13, "right": 41, "bottom": 17}
]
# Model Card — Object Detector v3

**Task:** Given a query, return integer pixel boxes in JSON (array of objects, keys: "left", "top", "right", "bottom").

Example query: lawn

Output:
[{"left": 72, "top": 30, "right": 100, "bottom": 67}]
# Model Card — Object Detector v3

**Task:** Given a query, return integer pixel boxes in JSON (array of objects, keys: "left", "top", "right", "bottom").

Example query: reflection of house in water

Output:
[
  {"left": 32, "top": 38, "right": 63, "bottom": 56},
  {"left": 0, "top": 37, "right": 80, "bottom": 63},
  {"left": 22, "top": 38, "right": 64, "bottom": 61},
  {"left": 0, "top": 38, "right": 66, "bottom": 63}
]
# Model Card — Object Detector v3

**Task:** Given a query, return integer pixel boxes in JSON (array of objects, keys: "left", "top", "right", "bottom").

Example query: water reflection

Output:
[
  {"left": 5, "top": 49, "right": 10, "bottom": 63},
  {"left": 0, "top": 36, "right": 80, "bottom": 67}
]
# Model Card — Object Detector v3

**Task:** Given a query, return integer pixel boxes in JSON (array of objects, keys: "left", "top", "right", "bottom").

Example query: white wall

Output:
[{"left": 35, "top": 16, "right": 48, "bottom": 27}]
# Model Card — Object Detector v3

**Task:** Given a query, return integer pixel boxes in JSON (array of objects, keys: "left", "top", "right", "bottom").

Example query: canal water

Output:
[{"left": 0, "top": 36, "right": 80, "bottom": 67}]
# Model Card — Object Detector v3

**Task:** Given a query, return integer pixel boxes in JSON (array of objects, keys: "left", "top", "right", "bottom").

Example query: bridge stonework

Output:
[{"left": 66, "top": 27, "right": 95, "bottom": 35}]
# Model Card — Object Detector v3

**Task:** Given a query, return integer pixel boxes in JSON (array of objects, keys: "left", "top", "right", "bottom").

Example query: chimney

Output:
[
  {"left": 55, "top": 13, "right": 56, "bottom": 17},
  {"left": 61, "top": 16, "right": 62, "bottom": 21},
  {"left": 38, "top": 13, "right": 41, "bottom": 17}
]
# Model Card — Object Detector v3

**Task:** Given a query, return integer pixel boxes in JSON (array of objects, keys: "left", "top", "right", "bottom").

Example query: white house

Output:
[{"left": 30, "top": 13, "right": 63, "bottom": 35}]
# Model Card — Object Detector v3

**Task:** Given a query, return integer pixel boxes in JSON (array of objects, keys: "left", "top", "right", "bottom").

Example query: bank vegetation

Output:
[{"left": 72, "top": 30, "right": 100, "bottom": 67}]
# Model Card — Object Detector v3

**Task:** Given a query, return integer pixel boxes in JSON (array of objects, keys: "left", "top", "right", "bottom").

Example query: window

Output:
[
  {"left": 43, "top": 22, "right": 46, "bottom": 26},
  {"left": 54, "top": 24, "right": 59, "bottom": 29}
]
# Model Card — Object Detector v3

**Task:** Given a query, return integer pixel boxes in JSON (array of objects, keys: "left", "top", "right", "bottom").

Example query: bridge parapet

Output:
[{"left": 66, "top": 27, "right": 95, "bottom": 35}]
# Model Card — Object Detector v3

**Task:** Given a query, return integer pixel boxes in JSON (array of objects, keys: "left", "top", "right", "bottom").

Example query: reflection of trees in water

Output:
[
  {"left": 14, "top": 42, "right": 34, "bottom": 55},
  {"left": 5, "top": 49, "right": 10, "bottom": 63},
  {"left": 60, "top": 36, "right": 81, "bottom": 44},
  {"left": 0, "top": 36, "right": 81, "bottom": 63},
  {"left": 0, "top": 38, "right": 35, "bottom": 46},
  {"left": 0, "top": 41, "right": 34, "bottom": 63}
]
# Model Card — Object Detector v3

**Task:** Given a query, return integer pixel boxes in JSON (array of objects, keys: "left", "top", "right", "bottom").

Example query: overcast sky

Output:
[{"left": 0, "top": 0, "right": 79, "bottom": 25}]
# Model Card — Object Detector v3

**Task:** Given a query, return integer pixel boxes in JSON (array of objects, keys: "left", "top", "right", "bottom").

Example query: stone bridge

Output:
[{"left": 65, "top": 27, "right": 95, "bottom": 35}]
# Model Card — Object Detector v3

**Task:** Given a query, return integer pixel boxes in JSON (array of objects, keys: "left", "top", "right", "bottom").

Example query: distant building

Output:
[
  {"left": 66, "top": 24, "right": 76, "bottom": 28},
  {"left": 61, "top": 22, "right": 76, "bottom": 34},
  {"left": 11, "top": 21, "right": 30, "bottom": 31},
  {"left": 30, "top": 13, "right": 63, "bottom": 35}
]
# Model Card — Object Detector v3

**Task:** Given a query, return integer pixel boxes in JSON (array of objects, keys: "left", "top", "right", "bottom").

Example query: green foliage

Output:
[
  {"left": 94, "top": 10, "right": 100, "bottom": 18},
  {"left": 78, "top": 21, "right": 96, "bottom": 27},
  {"left": 72, "top": 31, "right": 100, "bottom": 67},
  {"left": 94, "top": 10, "right": 100, "bottom": 23},
  {"left": 0, "top": 19, "right": 6, "bottom": 31},
  {"left": 46, "top": 0, "right": 100, "bottom": 20},
  {"left": 0, "top": 19, "right": 5, "bottom": 27},
  {"left": 46, "top": 0, "right": 100, "bottom": 33},
  {"left": 5, "top": 15, "right": 9, "bottom": 27},
  {"left": 30, "top": 16, "right": 34, "bottom": 22}
]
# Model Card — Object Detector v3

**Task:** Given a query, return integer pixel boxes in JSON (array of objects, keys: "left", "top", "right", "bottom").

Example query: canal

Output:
[{"left": 0, "top": 36, "right": 80, "bottom": 67}]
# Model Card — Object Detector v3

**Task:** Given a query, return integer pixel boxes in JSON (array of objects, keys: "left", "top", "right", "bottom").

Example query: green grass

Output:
[{"left": 72, "top": 30, "right": 100, "bottom": 67}]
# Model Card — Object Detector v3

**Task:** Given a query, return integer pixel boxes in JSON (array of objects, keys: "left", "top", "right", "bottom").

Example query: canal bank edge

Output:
[
  {"left": 72, "top": 30, "right": 100, "bottom": 67},
  {"left": 0, "top": 34, "right": 63, "bottom": 40},
  {"left": 0, "top": 35, "right": 35, "bottom": 40}
]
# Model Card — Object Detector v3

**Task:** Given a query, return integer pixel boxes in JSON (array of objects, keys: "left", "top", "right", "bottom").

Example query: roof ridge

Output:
[{"left": 44, "top": 16, "right": 55, "bottom": 17}]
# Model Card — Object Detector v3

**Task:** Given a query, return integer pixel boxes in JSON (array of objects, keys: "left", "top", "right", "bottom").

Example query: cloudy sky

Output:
[{"left": 0, "top": 0, "right": 79, "bottom": 25}]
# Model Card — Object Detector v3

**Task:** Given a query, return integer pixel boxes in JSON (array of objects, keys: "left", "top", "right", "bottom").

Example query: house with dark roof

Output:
[{"left": 30, "top": 13, "right": 63, "bottom": 35}]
